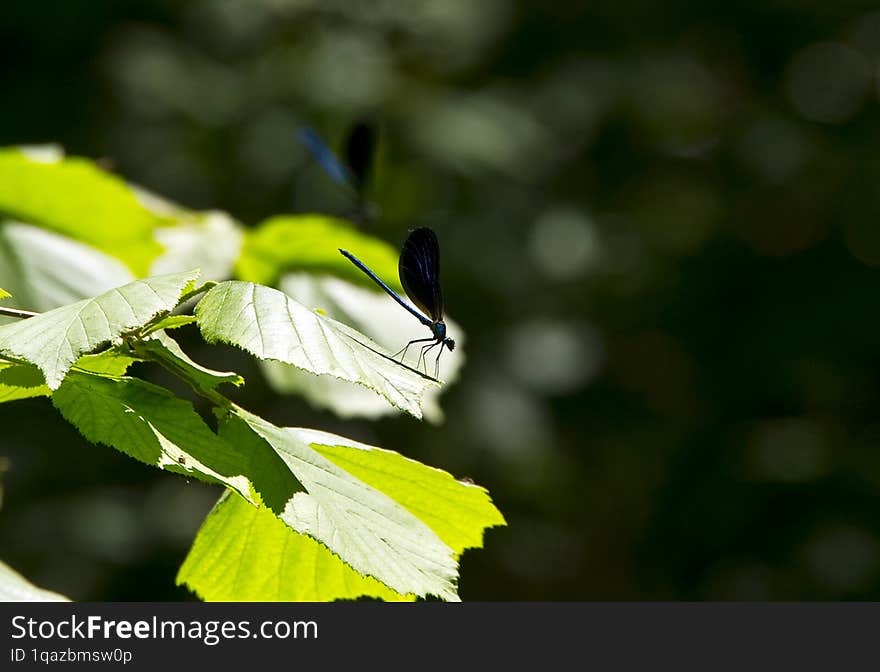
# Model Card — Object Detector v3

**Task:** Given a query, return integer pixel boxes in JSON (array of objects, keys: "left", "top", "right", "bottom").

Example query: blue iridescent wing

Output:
[
  {"left": 298, "top": 126, "right": 351, "bottom": 187},
  {"left": 398, "top": 227, "right": 444, "bottom": 323}
]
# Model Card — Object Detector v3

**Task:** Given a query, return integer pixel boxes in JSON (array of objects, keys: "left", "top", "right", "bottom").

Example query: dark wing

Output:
[
  {"left": 398, "top": 227, "right": 444, "bottom": 323},
  {"left": 344, "top": 118, "right": 378, "bottom": 192}
]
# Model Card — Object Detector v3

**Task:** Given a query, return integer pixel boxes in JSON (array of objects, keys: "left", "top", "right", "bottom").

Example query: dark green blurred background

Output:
[{"left": 4, "top": 0, "right": 880, "bottom": 600}]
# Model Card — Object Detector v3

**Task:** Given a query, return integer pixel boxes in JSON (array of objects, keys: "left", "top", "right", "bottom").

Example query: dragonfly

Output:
[
  {"left": 298, "top": 118, "right": 379, "bottom": 225},
  {"left": 339, "top": 227, "right": 455, "bottom": 378}
]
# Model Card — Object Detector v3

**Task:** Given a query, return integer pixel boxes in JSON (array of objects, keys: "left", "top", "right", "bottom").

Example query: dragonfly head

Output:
[{"left": 434, "top": 321, "right": 455, "bottom": 351}]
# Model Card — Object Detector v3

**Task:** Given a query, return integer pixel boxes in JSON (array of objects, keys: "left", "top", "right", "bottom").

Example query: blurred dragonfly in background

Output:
[{"left": 298, "top": 117, "right": 379, "bottom": 226}]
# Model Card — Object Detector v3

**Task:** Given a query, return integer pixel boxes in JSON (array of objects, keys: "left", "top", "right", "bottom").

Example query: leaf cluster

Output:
[{"left": 0, "top": 147, "right": 503, "bottom": 601}]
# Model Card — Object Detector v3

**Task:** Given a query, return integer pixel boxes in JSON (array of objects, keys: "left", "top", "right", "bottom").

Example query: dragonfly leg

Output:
[
  {"left": 433, "top": 347, "right": 445, "bottom": 379},
  {"left": 394, "top": 337, "right": 434, "bottom": 364},
  {"left": 418, "top": 341, "right": 441, "bottom": 374}
]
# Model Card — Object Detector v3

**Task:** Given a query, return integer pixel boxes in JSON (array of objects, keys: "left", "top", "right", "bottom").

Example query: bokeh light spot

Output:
[
  {"left": 784, "top": 42, "right": 871, "bottom": 124},
  {"left": 530, "top": 206, "right": 603, "bottom": 281},
  {"left": 801, "top": 525, "right": 880, "bottom": 593},
  {"left": 747, "top": 417, "right": 828, "bottom": 483},
  {"left": 506, "top": 319, "right": 604, "bottom": 395}
]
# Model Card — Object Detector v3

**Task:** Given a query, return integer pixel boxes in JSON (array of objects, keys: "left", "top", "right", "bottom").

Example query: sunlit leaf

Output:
[
  {"left": 73, "top": 349, "right": 141, "bottom": 377},
  {"left": 0, "top": 288, "right": 9, "bottom": 301},
  {"left": 51, "top": 373, "right": 264, "bottom": 501},
  {"left": 302, "top": 428, "right": 505, "bottom": 555},
  {"left": 142, "top": 314, "right": 198, "bottom": 334},
  {"left": 0, "top": 560, "right": 70, "bottom": 602},
  {"left": 263, "top": 273, "right": 464, "bottom": 423},
  {"left": 0, "top": 361, "right": 47, "bottom": 403},
  {"left": 236, "top": 215, "right": 403, "bottom": 291},
  {"left": 231, "top": 409, "right": 460, "bottom": 600},
  {"left": 151, "top": 212, "right": 243, "bottom": 282},
  {"left": 0, "top": 270, "right": 199, "bottom": 389},
  {"left": 0, "top": 147, "right": 165, "bottom": 274},
  {"left": 0, "top": 221, "right": 134, "bottom": 314},
  {"left": 0, "top": 350, "right": 137, "bottom": 404},
  {"left": 52, "top": 368, "right": 468, "bottom": 600},
  {"left": 195, "top": 281, "right": 437, "bottom": 419},
  {"left": 178, "top": 492, "right": 411, "bottom": 602}
]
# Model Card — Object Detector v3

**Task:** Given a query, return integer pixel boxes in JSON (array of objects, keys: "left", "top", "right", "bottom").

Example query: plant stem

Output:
[
  {"left": 0, "top": 306, "right": 38, "bottom": 319},
  {"left": 131, "top": 340, "right": 230, "bottom": 409}
]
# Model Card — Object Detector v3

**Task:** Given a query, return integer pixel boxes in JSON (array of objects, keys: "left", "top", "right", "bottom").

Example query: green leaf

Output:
[
  {"left": 0, "top": 270, "right": 199, "bottom": 389},
  {"left": 72, "top": 349, "right": 140, "bottom": 377},
  {"left": 0, "top": 147, "right": 165, "bottom": 275},
  {"left": 236, "top": 215, "right": 403, "bottom": 292},
  {"left": 179, "top": 424, "right": 504, "bottom": 601},
  {"left": 263, "top": 273, "right": 465, "bottom": 423},
  {"left": 0, "top": 560, "right": 70, "bottom": 602},
  {"left": 137, "top": 331, "right": 244, "bottom": 390},
  {"left": 0, "top": 349, "right": 136, "bottom": 404},
  {"left": 51, "top": 369, "right": 466, "bottom": 600},
  {"left": 142, "top": 314, "right": 199, "bottom": 335},
  {"left": 0, "top": 361, "right": 47, "bottom": 403},
  {"left": 233, "top": 408, "right": 460, "bottom": 601},
  {"left": 51, "top": 373, "right": 287, "bottom": 502},
  {"left": 0, "top": 221, "right": 135, "bottom": 314},
  {"left": 178, "top": 492, "right": 412, "bottom": 602},
  {"left": 195, "top": 281, "right": 438, "bottom": 419},
  {"left": 303, "top": 429, "right": 506, "bottom": 555}
]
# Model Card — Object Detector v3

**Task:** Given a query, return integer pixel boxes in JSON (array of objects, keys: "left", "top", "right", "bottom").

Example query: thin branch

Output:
[{"left": 0, "top": 306, "right": 38, "bottom": 319}]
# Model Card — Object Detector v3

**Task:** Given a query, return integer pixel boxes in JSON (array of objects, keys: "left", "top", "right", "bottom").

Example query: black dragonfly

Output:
[{"left": 339, "top": 227, "right": 455, "bottom": 378}]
